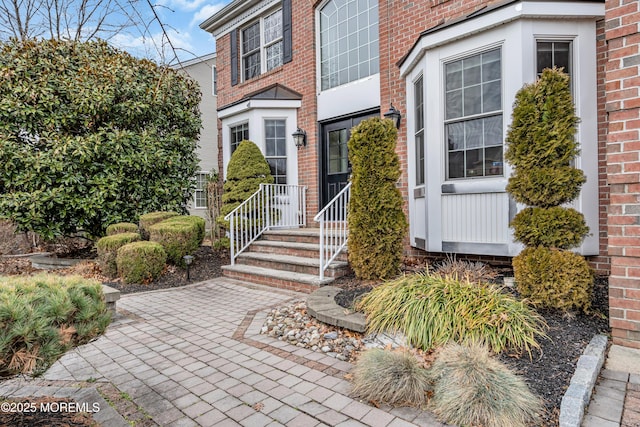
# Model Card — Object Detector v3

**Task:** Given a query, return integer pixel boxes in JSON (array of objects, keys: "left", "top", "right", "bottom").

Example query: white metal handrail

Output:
[
  {"left": 314, "top": 182, "right": 351, "bottom": 280},
  {"left": 225, "top": 183, "right": 307, "bottom": 265}
]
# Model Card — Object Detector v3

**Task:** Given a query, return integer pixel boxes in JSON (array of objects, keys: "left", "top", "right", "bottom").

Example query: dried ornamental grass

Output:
[
  {"left": 350, "top": 348, "right": 431, "bottom": 407},
  {"left": 429, "top": 342, "right": 542, "bottom": 427},
  {"left": 356, "top": 273, "right": 547, "bottom": 356},
  {"left": 433, "top": 255, "right": 497, "bottom": 283}
]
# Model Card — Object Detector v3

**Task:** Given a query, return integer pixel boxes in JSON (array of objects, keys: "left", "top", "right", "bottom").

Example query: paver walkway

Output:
[{"left": 2, "top": 278, "right": 444, "bottom": 426}]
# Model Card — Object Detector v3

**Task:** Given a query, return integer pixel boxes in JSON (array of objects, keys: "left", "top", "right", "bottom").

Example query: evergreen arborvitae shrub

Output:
[
  {"left": 96, "top": 232, "right": 140, "bottom": 277},
  {"left": 217, "top": 140, "right": 274, "bottom": 246},
  {"left": 139, "top": 211, "right": 179, "bottom": 240},
  {"left": 347, "top": 117, "right": 408, "bottom": 280},
  {"left": 506, "top": 68, "right": 593, "bottom": 311},
  {"left": 148, "top": 215, "right": 205, "bottom": 265},
  {"left": 512, "top": 247, "right": 593, "bottom": 311},
  {"left": 116, "top": 241, "right": 167, "bottom": 284},
  {"left": 106, "top": 222, "right": 138, "bottom": 236},
  {"left": 0, "top": 274, "right": 110, "bottom": 377}
]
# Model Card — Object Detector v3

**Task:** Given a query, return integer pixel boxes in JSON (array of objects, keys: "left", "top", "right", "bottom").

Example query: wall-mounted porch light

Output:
[
  {"left": 384, "top": 104, "right": 402, "bottom": 129},
  {"left": 292, "top": 127, "right": 307, "bottom": 149}
]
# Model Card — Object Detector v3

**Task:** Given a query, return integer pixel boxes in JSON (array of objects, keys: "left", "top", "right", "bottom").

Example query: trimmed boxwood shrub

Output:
[
  {"left": 347, "top": 117, "right": 408, "bottom": 280},
  {"left": 510, "top": 207, "right": 589, "bottom": 249},
  {"left": 96, "top": 232, "right": 140, "bottom": 277},
  {"left": 106, "top": 222, "right": 138, "bottom": 236},
  {"left": 0, "top": 274, "right": 110, "bottom": 377},
  {"left": 149, "top": 215, "right": 205, "bottom": 265},
  {"left": 116, "top": 241, "right": 167, "bottom": 284},
  {"left": 506, "top": 166, "right": 585, "bottom": 208},
  {"left": 139, "top": 211, "right": 179, "bottom": 239},
  {"left": 513, "top": 246, "right": 593, "bottom": 312},
  {"left": 217, "top": 140, "right": 274, "bottom": 242}
]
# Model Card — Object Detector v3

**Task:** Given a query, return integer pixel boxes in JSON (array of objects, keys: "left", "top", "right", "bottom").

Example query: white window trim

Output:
[
  {"left": 193, "top": 172, "right": 209, "bottom": 209},
  {"left": 240, "top": 7, "right": 283, "bottom": 81}
]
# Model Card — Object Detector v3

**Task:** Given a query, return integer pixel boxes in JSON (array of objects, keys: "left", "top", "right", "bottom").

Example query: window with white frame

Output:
[
  {"left": 319, "top": 0, "right": 379, "bottom": 90},
  {"left": 265, "top": 119, "right": 287, "bottom": 184},
  {"left": 194, "top": 173, "right": 208, "bottom": 208},
  {"left": 242, "top": 9, "right": 283, "bottom": 81},
  {"left": 212, "top": 66, "right": 217, "bottom": 95},
  {"left": 415, "top": 75, "right": 425, "bottom": 186},
  {"left": 445, "top": 48, "right": 503, "bottom": 179},
  {"left": 537, "top": 41, "right": 571, "bottom": 77},
  {"left": 230, "top": 123, "right": 249, "bottom": 155}
]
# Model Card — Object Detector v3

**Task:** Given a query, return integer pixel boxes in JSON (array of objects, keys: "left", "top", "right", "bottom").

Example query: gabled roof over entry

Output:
[{"left": 217, "top": 83, "right": 303, "bottom": 118}]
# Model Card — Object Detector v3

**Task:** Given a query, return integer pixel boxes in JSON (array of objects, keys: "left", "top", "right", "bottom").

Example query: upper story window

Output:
[
  {"left": 537, "top": 41, "right": 571, "bottom": 77},
  {"left": 242, "top": 9, "right": 283, "bottom": 81},
  {"left": 319, "top": 0, "right": 379, "bottom": 90},
  {"left": 445, "top": 48, "right": 503, "bottom": 179},
  {"left": 230, "top": 123, "right": 249, "bottom": 155}
]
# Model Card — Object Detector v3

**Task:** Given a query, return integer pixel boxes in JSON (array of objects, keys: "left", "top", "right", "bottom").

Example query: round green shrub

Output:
[
  {"left": 96, "top": 232, "right": 140, "bottom": 277},
  {"left": 510, "top": 207, "right": 589, "bottom": 249},
  {"left": 350, "top": 349, "right": 431, "bottom": 406},
  {"left": 139, "top": 211, "right": 179, "bottom": 239},
  {"left": 106, "top": 222, "right": 138, "bottom": 236},
  {"left": 347, "top": 117, "right": 408, "bottom": 280},
  {"left": 513, "top": 246, "right": 593, "bottom": 312},
  {"left": 506, "top": 166, "right": 586, "bottom": 208},
  {"left": 428, "top": 342, "right": 542, "bottom": 427},
  {"left": 148, "top": 215, "right": 205, "bottom": 265},
  {"left": 217, "top": 140, "right": 273, "bottom": 234},
  {"left": 116, "top": 241, "right": 167, "bottom": 284}
]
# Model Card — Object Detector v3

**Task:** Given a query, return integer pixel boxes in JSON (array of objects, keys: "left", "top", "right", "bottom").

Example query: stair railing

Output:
[
  {"left": 314, "top": 182, "right": 351, "bottom": 280},
  {"left": 225, "top": 183, "right": 307, "bottom": 265}
]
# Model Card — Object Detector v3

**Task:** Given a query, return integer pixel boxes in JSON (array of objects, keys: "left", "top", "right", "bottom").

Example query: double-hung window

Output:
[
  {"left": 445, "top": 48, "right": 503, "bottom": 179},
  {"left": 230, "top": 123, "right": 249, "bottom": 155},
  {"left": 242, "top": 9, "right": 283, "bottom": 81},
  {"left": 265, "top": 120, "right": 287, "bottom": 184},
  {"left": 194, "top": 173, "right": 208, "bottom": 209}
]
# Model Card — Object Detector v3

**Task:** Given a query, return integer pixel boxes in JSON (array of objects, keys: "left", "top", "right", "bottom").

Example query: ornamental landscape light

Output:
[{"left": 292, "top": 127, "right": 307, "bottom": 149}]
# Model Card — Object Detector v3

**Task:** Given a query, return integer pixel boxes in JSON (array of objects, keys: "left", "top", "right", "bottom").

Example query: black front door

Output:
[{"left": 320, "top": 111, "right": 378, "bottom": 208}]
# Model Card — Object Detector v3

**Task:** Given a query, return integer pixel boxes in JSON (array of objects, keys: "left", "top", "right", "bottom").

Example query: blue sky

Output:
[{"left": 110, "top": 0, "right": 232, "bottom": 64}]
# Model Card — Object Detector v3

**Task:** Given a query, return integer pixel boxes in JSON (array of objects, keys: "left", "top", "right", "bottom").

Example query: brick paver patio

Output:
[{"left": 1, "top": 278, "right": 445, "bottom": 426}]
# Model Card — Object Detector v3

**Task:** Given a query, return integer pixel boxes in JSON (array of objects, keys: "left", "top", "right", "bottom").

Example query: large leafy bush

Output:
[
  {"left": 0, "top": 39, "right": 201, "bottom": 240},
  {"left": 347, "top": 117, "right": 407, "bottom": 280}
]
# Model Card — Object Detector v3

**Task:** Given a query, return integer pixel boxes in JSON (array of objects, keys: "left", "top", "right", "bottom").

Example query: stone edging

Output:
[
  {"left": 306, "top": 286, "right": 366, "bottom": 333},
  {"left": 559, "top": 334, "right": 608, "bottom": 427}
]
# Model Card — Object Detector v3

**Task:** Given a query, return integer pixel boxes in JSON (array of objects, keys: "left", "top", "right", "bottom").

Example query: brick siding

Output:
[{"left": 605, "top": 0, "right": 640, "bottom": 348}]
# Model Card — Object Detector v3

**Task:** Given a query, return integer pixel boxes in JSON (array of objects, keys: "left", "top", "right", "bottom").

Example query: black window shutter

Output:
[
  {"left": 230, "top": 29, "right": 239, "bottom": 86},
  {"left": 282, "top": 0, "right": 292, "bottom": 64}
]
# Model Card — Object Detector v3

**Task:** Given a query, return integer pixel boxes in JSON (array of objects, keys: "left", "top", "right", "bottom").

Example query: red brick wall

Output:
[{"left": 605, "top": 0, "right": 640, "bottom": 348}]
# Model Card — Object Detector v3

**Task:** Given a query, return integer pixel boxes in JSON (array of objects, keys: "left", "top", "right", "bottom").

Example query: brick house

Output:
[{"left": 201, "top": 0, "right": 640, "bottom": 348}]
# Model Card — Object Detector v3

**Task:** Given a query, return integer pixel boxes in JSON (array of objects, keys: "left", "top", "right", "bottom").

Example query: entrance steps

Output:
[{"left": 222, "top": 228, "right": 350, "bottom": 293}]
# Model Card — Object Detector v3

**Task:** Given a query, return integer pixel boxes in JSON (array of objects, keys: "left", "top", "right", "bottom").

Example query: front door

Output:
[{"left": 320, "top": 111, "right": 378, "bottom": 208}]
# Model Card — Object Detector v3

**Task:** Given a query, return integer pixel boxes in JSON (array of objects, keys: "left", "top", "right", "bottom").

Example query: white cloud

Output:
[
  {"left": 191, "top": 3, "right": 224, "bottom": 27},
  {"left": 155, "top": 0, "right": 207, "bottom": 12}
]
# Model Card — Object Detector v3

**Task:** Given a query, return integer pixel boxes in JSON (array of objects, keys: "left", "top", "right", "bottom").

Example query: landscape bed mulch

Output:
[{"left": 0, "top": 248, "right": 609, "bottom": 427}]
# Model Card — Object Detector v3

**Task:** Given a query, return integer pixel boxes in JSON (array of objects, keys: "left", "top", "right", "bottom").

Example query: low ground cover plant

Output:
[
  {"left": 356, "top": 273, "right": 547, "bottom": 356},
  {"left": 116, "top": 241, "right": 167, "bottom": 284},
  {"left": 428, "top": 342, "right": 542, "bottom": 427},
  {"left": 96, "top": 232, "right": 140, "bottom": 277},
  {"left": 0, "top": 274, "right": 110, "bottom": 377},
  {"left": 106, "top": 222, "right": 138, "bottom": 236},
  {"left": 149, "top": 215, "right": 205, "bottom": 266}
]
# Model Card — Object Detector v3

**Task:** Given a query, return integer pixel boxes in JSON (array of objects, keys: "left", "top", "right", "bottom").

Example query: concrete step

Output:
[
  {"left": 262, "top": 228, "right": 322, "bottom": 244},
  {"left": 249, "top": 240, "right": 348, "bottom": 262},
  {"left": 222, "top": 264, "right": 334, "bottom": 293},
  {"left": 235, "top": 252, "right": 351, "bottom": 278}
]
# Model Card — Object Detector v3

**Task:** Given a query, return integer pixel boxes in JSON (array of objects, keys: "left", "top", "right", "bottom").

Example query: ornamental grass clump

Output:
[
  {"left": 428, "top": 342, "right": 542, "bottom": 427},
  {"left": 433, "top": 255, "right": 497, "bottom": 284},
  {"left": 96, "top": 232, "right": 140, "bottom": 277},
  {"left": 149, "top": 215, "right": 205, "bottom": 265},
  {"left": 0, "top": 274, "right": 110, "bottom": 377},
  {"left": 106, "top": 222, "right": 138, "bottom": 236},
  {"left": 139, "top": 211, "right": 179, "bottom": 240},
  {"left": 350, "top": 349, "right": 431, "bottom": 407},
  {"left": 116, "top": 241, "right": 167, "bottom": 284},
  {"left": 356, "top": 273, "right": 547, "bottom": 356}
]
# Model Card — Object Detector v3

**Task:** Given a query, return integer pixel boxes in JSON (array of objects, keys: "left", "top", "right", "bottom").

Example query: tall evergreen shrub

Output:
[
  {"left": 347, "top": 118, "right": 407, "bottom": 280},
  {"left": 506, "top": 68, "right": 593, "bottom": 311},
  {"left": 217, "top": 141, "right": 274, "bottom": 248}
]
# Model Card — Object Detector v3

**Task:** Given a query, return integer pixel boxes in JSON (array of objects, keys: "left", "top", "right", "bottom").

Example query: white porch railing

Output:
[
  {"left": 314, "top": 182, "right": 351, "bottom": 280},
  {"left": 225, "top": 184, "right": 307, "bottom": 265}
]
